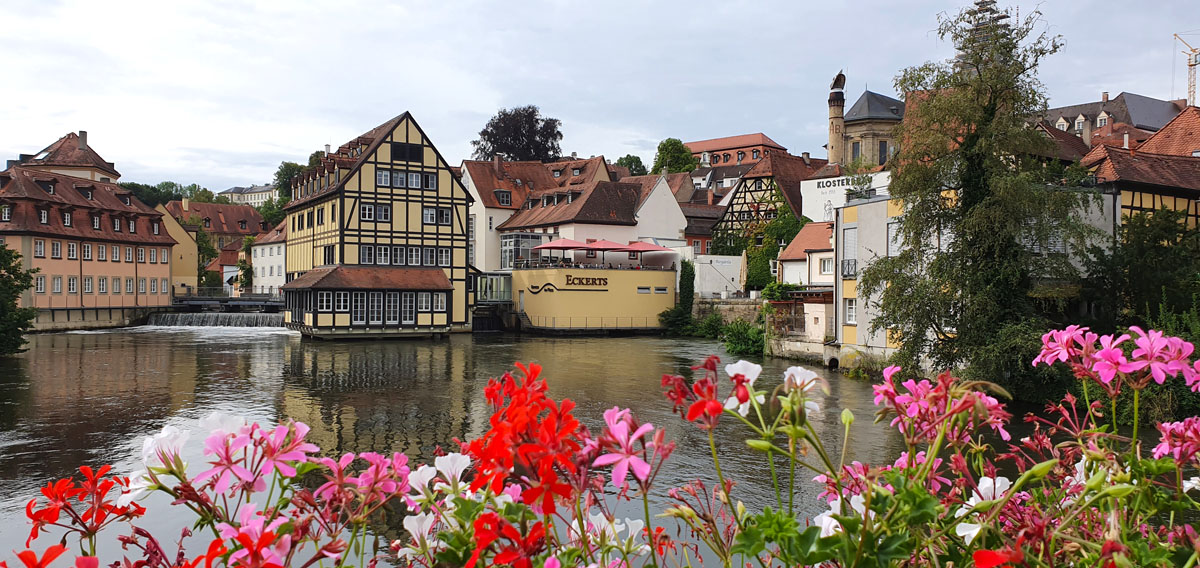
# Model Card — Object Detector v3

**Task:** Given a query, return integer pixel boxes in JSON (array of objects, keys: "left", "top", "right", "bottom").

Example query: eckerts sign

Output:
[{"left": 565, "top": 274, "right": 608, "bottom": 287}]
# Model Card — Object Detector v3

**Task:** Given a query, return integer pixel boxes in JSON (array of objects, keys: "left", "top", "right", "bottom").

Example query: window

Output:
[
  {"left": 305, "top": 211, "right": 312, "bottom": 228},
  {"left": 98, "top": 277, "right": 107, "bottom": 294},
  {"left": 844, "top": 299, "right": 857, "bottom": 324},
  {"left": 112, "top": 245, "right": 119, "bottom": 262},
  {"left": 351, "top": 292, "right": 367, "bottom": 324},
  {"left": 417, "top": 292, "right": 431, "bottom": 311},
  {"left": 378, "top": 204, "right": 391, "bottom": 222},
  {"left": 377, "top": 245, "right": 390, "bottom": 265},
  {"left": 126, "top": 278, "right": 134, "bottom": 294},
  {"left": 82, "top": 244, "right": 92, "bottom": 260},
  {"left": 1075, "top": 118, "right": 1084, "bottom": 131},
  {"left": 160, "top": 248, "right": 168, "bottom": 264},
  {"left": 161, "top": 278, "right": 168, "bottom": 293},
  {"left": 92, "top": 216, "right": 100, "bottom": 229},
  {"left": 52, "top": 276, "right": 62, "bottom": 293},
  {"left": 65, "top": 276, "right": 77, "bottom": 293},
  {"left": 0, "top": 206, "right": 9, "bottom": 221},
  {"left": 392, "top": 142, "right": 424, "bottom": 163},
  {"left": 637, "top": 286, "right": 651, "bottom": 294},
  {"left": 324, "top": 245, "right": 334, "bottom": 266},
  {"left": 439, "top": 208, "right": 452, "bottom": 225},
  {"left": 97, "top": 244, "right": 106, "bottom": 261},
  {"left": 335, "top": 291, "right": 350, "bottom": 312},
  {"left": 129, "top": 220, "right": 136, "bottom": 233},
  {"left": 369, "top": 292, "right": 383, "bottom": 324},
  {"left": 737, "top": 151, "right": 745, "bottom": 162},
  {"left": 360, "top": 203, "right": 375, "bottom": 221},
  {"left": 149, "top": 248, "right": 157, "bottom": 263},
  {"left": 433, "top": 292, "right": 446, "bottom": 312},
  {"left": 654, "top": 287, "right": 668, "bottom": 294},
  {"left": 113, "top": 218, "right": 121, "bottom": 231},
  {"left": 820, "top": 257, "right": 834, "bottom": 274},
  {"left": 424, "top": 174, "right": 437, "bottom": 190},
  {"left": 63, "top": 212, "right": 72, "bottom": 226},
  {"left": 693, "top": 241, "right": 701, "bottom": 254},
  {"left": 628, "top": 251, "right": 638, "bottom": 260},
  {"left": 752, "top": 150, "right": 760, "bottom": 159},
  {"left": 153, "top": 222, "right": 159, "bottom": 235},
  {"left": 203, "top": 218, "right": 211, "bottom": 229},
  {"left": 423, "top": 247, "right": 435, "bottom": 266},
  {"left": 887, "top": 221, "right": 902, "bottom": 257},
  {"left": 137, "top": 247, "right": 145, "bottom": 263},
  {"left": 496, "top": 191, "right": 512, "bottom": 206},
  {"left": 137, "top": 278, "right": 145, "bottom": 294},
  {"left": 316, "top": 208, "right": 324, "bottom": 225},
  {"left": 34, "top": 240, "right": 44, "bottom": 257},
  {"left": 396, "top": 292, "right": 414, "bottom": 323},
  {"left": 39, "top": 210, "right": 48, "bottom": 224},
  {"left": 1097, "top": 116, "right": 1108, "bottom": 127},
  {"left": 842, "top": 228, "right": 857, "bottom": 259},
  {"left": 423, "top": 207, "right": 436, "bottom": 224},
  {"left": 35, "top": 275, "right": 45, "bottom": 293},
  {"left": 51, "top": 241, "right": 61, "bottom": 259},
  {"left": 392, "top": 171, "right": 407, "bottom": 188},
  {"left": 150, "top": 278, "right": 157, "bottom": 294},
  {"left": 377, "top": 169, "right": 391, "bottom": 187},
  {"left": 125, "top": 247, "right": 133, "bottom": 262},
  {"left": 386, "top": 292, "right": 400, "bottom": 323},
  {"left": 67, "top": 242, "right": 77, "bottom": 259},
  {"left": 408, "top": 247, "right": 421, "bottom": 265},
  {"left": 770, "top": 259, "right": 778, "bottom": 276},
  {"left": 1056, "top": 119, "right": 1068, "bottom": 131},
  {"left": 553, "top": 170, "right": 562, "bottom": 178},
  {"left": 572, "top": 168, "right": 581, "bottom": 176},
  {"left": 83, "top": 277, "right": 93, "bottom": 293},
  {"left": 878, "top": 141, "right": 889, "bottom": 165},
  {"left": 360, "top": 246, "right": 375, "bottom": 264},
  {"left": 409, "top": 173, "right": 421, "bottom": 188},
  {"left": 392, "top": 245, "right": 405, "bottom": 265},
  {"left": 317, "top": 291, "right": 332, "bottom": 311},
  {"left": 438, "top": 247, "right": 451, "bottom": 266},
  {"left": 851, "top": 142, "right": 861, "bottom": 161}
]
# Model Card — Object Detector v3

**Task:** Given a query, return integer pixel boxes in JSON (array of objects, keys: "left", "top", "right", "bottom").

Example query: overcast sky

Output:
[{"left": 1, "top": 0, "right": 1196, "bottom": 190}]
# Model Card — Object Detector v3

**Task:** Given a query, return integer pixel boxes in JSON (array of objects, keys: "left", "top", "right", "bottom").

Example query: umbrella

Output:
[
  {"left": 581, "top": 240, "right": 626, "bottom": 265},
  {"left": 532, "top": 238, "right": 586, "bottom": 250},
  {"left": 614, "top": 241, "right": 677, "bottom": 268}
]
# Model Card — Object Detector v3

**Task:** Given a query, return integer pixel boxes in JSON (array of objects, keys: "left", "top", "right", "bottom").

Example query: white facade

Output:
[
  {"left": 798, "top": 171, "right": 890, "bottom": 222},
  {"left": 692, "top": 254, "right": 743, "bottom": 297},
  {"left": 462, "top": 167, "right": 508, "bottom": 272},
  {"left": 220, "top": 185, "right": 278, "bottom": 207},
  {"left": 251, "top": 241, "right": 286, "bottom": 294}
]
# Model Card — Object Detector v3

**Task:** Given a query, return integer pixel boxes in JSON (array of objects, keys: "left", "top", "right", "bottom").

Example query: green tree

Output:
[
  {"left": 0, "top": 248, "right": 37, "bottom": 356},
  {"left": 308, "top": 150, "right": 326, "bottom": 167},
  {"left": 470, "top": 105, "right": 563, "bottom": 161},
  {"left": 118, "top": 182, "right": 180, "bottom": 208},
  {"left": 189, "top": 187, "right": 218, "bottom": 203},
  {"left": 616, "top": 154, "right": 648, "bottom": 176},
  {"left": 256, "top": 198, "right": 286, "bottom": 227},
  {"left": 273, "top": 161, "right": 304, "bottom": 202},
  {"left": 650, "top": 138, "right": 698, "bottom": 174},
  {"left": 190, "top": 219, "right": 219, "bottom": 284},
  {"left": 858, "top": 4, "right": 1097, "bottom": 386},
  {"left": 237, "top": 237, "right": 255, "bottom": 290}
]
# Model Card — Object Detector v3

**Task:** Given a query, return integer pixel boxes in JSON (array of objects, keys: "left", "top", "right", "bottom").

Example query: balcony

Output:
[{"left": 840, "top": 259, "right": 858, "bottom": 278}]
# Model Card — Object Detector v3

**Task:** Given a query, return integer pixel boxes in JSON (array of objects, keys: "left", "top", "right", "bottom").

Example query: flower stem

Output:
[
  {"left": 707, "top": 429, "right": 743, "bottom": 531},
  {"left": 643, "top": 490, "right": 658, "bottom": 568},
  {"left": 1131, "top": 388, "right": 1140, "bottom": 454}
]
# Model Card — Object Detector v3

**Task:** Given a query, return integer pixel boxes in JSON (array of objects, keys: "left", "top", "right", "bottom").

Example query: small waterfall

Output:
[{"left": 148, "top": 312, "right": 285, "bottom": 327}]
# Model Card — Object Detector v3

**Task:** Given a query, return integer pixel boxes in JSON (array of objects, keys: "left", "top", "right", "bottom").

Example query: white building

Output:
[
  {"left": 250, "top": 220, "right": 286, "bottom": 295},
  {"left": 777, "top": 221, "right": 834, "bottom": 286},
  {"left": 798, "top": 171, "right": 890, "bottom": 222},
  {"left": 219, "top": 184, "right": 278, "bottom": 207}
]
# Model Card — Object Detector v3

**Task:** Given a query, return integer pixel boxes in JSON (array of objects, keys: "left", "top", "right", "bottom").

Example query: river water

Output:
[{"left": 0, "top": 327, "right": 913, "bottom": 558}]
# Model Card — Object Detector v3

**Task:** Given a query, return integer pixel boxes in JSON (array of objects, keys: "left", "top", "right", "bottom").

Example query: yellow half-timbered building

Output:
[{"left": 281, "top": 113, "right": 473, "bottom": 338}]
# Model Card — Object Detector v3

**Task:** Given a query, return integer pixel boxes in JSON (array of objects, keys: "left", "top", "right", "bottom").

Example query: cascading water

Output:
[{"left": 147, "top": 312, "right": 285, "bottom": 327}]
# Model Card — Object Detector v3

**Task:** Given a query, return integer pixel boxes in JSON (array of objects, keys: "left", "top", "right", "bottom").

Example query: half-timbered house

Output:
[{"left": 281, "top": 113, "right": 473, "bottom": 338}]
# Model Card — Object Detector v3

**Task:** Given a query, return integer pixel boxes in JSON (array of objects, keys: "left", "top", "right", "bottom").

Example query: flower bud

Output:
[
  {"left": 737, "top": 501, "right": 746, "bottom": 518},
  {"left": 841, "top": 408, "right": 855, "bottom": 426},
  {"left": 1028, "top": 458, "right": 1058, "bottom": 479},
  {"left": 1101, "top": 484, "right": 1135, "bottom": 498},
  {"left": 746, "top": 439, "right": 774, "bottom": 452},
  {"left": 1085, "top": 471, "right": 1107, "bottom": 492}
]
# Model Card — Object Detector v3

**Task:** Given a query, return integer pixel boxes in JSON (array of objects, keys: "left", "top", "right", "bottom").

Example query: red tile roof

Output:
[
  {"left": 685, "top": 133, "right": 787, "bottom": 154},
  {"left": 1136, "top": 106, "right": 1200, "bottom": 157},
  {"left": 1081, "top": 145, "right": 1200, "bottom": 192},
  {"left": 205, "top": 243, "right": 241, "bottom": 272},
  {"left": 496, "top": 180, "right": 642, "bottom": 230},
  {"left": 163, "top": 200, "right": 264, "bottom": 236},
  {"left": 254, "top": 221, "right": 288, "bottom": 245},
  {"left": 1035, "top": 121, "right": 1092, "bottom": 161},
  {"left": 778, "top": 221, "right": 833, "bottom": 261},
  {"left": 742, "top": 152, "right": 830, "bottom": 214},
  {"left": 10, "top": 132, "right": 120, "bottom": 178},
  {"left": 620, "top": 172, "right": 692, "bottom": 197},
  {"left": 1089, "top": 122, "right": 1154, "bottom": 150},
  {"left": 281, "top": 266, "right": 452, "bottom": 291},
  {"left": 464, "top": 156, "right": 614, "bottom": 209},
  {"left": 680, "top": 203, "right": 726, "bottom": 237},
  {"left": 0, "top": 167, "right": 175, "bottom": 245}
]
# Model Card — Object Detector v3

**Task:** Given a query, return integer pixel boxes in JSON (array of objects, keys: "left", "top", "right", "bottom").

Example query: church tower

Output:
[{"left": 828, "top": 71, "right": 847, "bottom": 165}]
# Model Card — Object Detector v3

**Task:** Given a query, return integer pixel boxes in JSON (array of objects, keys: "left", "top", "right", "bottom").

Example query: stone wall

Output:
[
  {"left": 693, "top": 298, "right": 761, "bottom": 324},
  {"left": 32, "top": 307, "right": 168, "bottom": 332},
  {"left": 766, "top": 337, "right": 840, "bottom": 367}
]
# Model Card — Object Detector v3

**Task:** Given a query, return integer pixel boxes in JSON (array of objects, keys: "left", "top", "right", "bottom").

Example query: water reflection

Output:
[{"left": 0, "top": 328, "right": 914, "bottom": 556}]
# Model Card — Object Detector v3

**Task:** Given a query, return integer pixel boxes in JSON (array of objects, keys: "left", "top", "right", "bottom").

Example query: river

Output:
[{"left": 0, "top": 327, "right": 913, "bottom": 559}]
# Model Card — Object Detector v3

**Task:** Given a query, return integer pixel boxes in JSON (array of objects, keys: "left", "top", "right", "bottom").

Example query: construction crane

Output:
[{"left": 1177, "top": 33, "right": 1199, "bottom": 107}]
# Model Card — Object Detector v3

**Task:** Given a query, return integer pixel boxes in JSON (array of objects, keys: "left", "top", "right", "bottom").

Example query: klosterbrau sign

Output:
[{"left": 565, "top": 274, "right": 608, "bottom": 287}]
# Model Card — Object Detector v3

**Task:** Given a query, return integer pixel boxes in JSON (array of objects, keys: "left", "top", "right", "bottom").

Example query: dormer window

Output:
[
  {"left": 153, "top": 222, "right": 160, "bottom": 235},
  {"left": 63, "top": 212, "right": 71, "bottom": 226},
  {"left": 87, "top": 190, "right": 93, "bottom": 200},
  {"left": 495, "top": 191, "right": 512, "bottom": 206},
  {"left": 1075, "top": 118, "right": 1084, "bottom": 131},
  {"left": 38, "top": 209, "right": 48, "bottom": 224},
  {"left": 129, "top": 220, "right": 136, "bottom": 233},
  {"left": 113, "top": 218, "right": 121, "bottom": 232},
  {"left": 737, "top": 151, "right": 746, "bottom": 162},
  {"left": 121, "top": 195, "right": 130, "bottom": 206},
  {"left": 203, "top": 218, "right": 211, "bottom": 229},
  {"left": 553, "top": 170, "right": 562, "bottom": 178},
  {"left": 239, "top": 220, "right": 247, "bottom": 230},
  {"left": 1097, "top": 116, "right": 1108, "bottom": 127},
  {"left": 0, "top": 206, "right": 10, "bottom": 222},
  {"left": 92, "top": 216, "right": 100, "bottom": 230},
  {"left": 752, "top": 150, "right": 760, "bottom": 159},
  {"left": 572, "top": 168, "right": 580, "bottom": 176},
  {"left": 1056, "top": 118, "right": 1068, "bottom": 131}
]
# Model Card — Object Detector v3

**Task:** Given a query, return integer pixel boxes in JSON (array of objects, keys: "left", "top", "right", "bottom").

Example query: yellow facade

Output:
[
  {"left": 155, "top": 206, "right": 199, "bottom": 292},
  {"left": 842, "top": 205, "right": 858, "bottom": 224},
  {"left": 511, "top": 268, "right": 675, "bottom": 330},
  {"left": 282, "top": 113, "right": 474, "bottom": 336}
]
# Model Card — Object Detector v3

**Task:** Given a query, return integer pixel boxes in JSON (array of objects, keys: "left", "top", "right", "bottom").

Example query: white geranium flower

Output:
[
  {"left": 198, "top": 412, "right": 247, "bottom": 437},
  {"left": 409, "top": 465, "right": 437, "bottom": 495},
  {"left": 404, "top": 512, "right": 436, "bottom": 538},
  {"left": 784, "top": 366, "right": 822, "bottom": 414},
  {"left": 1184, "top": 477, "right": 1200, "bottom": 493},
  {"left": 725, "top": 361, "right": 762, "bottom": 382},
  {"left": 956, "top": 521, "right": 982, "bottom": 544},
  {"left": 954, "top": 476, "right": 1011, "bottom": 544},
  {"left": 812, "top": 495, "right": 869, "bottom": 537},
  {"left": 724, "top": 390, "right": 766, "bottom": 417},
  {"left": 116, "top": 474, "right": 154, "bottom": 507},
  {"left": 141, "top": 425, "right": 189, "bottom": 469},
  {"left": 434, "top": 453, "right": 471, "bottom": 491}
]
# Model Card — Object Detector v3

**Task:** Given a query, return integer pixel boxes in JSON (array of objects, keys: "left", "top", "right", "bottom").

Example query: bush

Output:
[
  {"left": 723, "top": 319, "right": 764, "bottom": 356},
  {"left": 696, "top": 312, "right": 724, "bottom": 339},
  {"left": 657, "top": 306, "right": 694, "bottom": 336},
  {"left": 761, "top": 281, "right": 799, "bottom": 301}
]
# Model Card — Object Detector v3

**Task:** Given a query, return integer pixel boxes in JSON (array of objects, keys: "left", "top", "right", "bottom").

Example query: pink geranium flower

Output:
[
  {"left": 261, "top": 421, "right": 319, "bottom": 477},
  {"left": 593, "top": 406, "right": 653, "bottom": 490},
  {"left": 1091, "top": 333, "right": 1143, "bottom": 385},
  {"left": 194, "top": 430, "right": 256, "bottom": 495}
]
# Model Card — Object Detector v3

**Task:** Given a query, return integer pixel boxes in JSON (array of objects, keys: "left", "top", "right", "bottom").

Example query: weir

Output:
[{"left": 147, "top": 312, "right": 285, "bottom": 327}]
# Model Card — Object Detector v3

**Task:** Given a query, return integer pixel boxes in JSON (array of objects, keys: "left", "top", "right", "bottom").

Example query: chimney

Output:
[
  {"left": 1123, "top": 133, "right": 1129, "bottom": 149},
  {"left": 182, "top": 197, "right": 190, "bottom": 211},
  {"left": 325, "top": 144, "right": 331, "bottom": 154},
  {"left": 828, "top": 71, "right": 847, "bottom": 165},
  {"left": 493, "top": 154, "right": 501, "bottom": 174},
  {"left": 1101, "top": 91, "right": 1109, "bottom": 103},
  {"left": 801, "top": 151, "right": 811, "bottom": 165},
  {"left": 78, "top": 131, "right": 88, "bottom": 151},
  {"left": 661, "top": 167, "right": 668, "bottom": 176},
  {"left": 707, "top": 190, "right": 714, "bottom": 205},
  {"left": 571, "top": 151, "right": 577, "bottom": 159}
]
